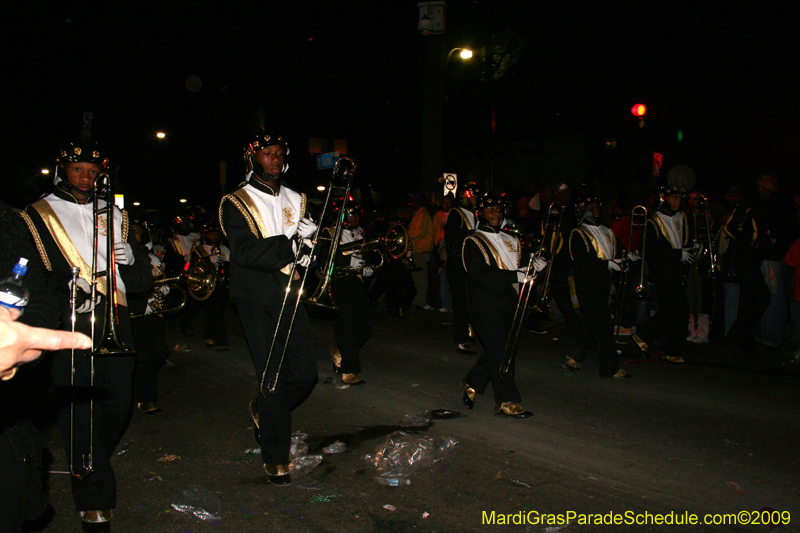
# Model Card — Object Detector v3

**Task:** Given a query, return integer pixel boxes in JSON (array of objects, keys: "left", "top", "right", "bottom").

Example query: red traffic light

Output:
[{"left": 631, "top": 104, "right": 646, "bottom": 117}]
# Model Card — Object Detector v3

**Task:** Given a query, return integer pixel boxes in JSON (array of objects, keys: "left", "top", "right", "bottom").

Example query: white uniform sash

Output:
[
  {"left": 654, "top": 211, "right": 685, "bottom": 249},
  {"left": 470, "top": 229, "right": 520, "bottom": 270},
  {"left": 581, "top": 224, "right": 616, "bottom": 260},
  {"left": 31, "top": 195, "right": 128, "bottom": 305}
]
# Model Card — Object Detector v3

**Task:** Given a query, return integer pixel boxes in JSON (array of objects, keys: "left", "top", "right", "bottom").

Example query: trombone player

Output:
[
  {"left": 566, "top": 192, "right": 634, "bottom": 379},
  {"left": 460, "top": 194, "right": 546, "bottom": 419},
  {"left": 219, "top": 129, "right": 317, "bottom": 486},
  {"left": 21, "top": 132, "right": 152, "bottom": 532}
]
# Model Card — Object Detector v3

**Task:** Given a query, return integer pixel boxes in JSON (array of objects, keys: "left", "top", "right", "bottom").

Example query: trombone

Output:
[
  {"left": 499, "top": 202, "right": 562, "bottom": 376},
  {"left": 69, "top": 171, "right": 133, "bottom": 479},
  {"left": 258, "top": 157, "right": 356, "bottom": 397},
  {"left": 526, "top": 202, "right": 563, "bottom": 318},
  {"left": 613, "top": 206, "right": 650, "bottom": 346}
]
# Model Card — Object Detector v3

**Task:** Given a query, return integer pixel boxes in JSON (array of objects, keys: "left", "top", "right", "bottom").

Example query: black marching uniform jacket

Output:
[
  {"left": 569, "top": 223, "right": 623, "bottom": 378},
  {"left": 219, "top": 178, "right": 317, "bottom": 466},
  {"left": 21, "top": 187, "right": 152, "bottom": 512},
  {"left": 462, "top": 222, "right": 524, "bottom": 403}
]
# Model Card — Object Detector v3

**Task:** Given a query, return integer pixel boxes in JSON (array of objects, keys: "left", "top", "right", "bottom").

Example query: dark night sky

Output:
[{"left": 3, "top": 1, "right": 800, "bottom": 210}]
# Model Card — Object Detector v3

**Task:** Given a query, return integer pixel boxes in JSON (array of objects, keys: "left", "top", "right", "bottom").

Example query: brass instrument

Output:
[
  {"left": 691, "top": 195, "right": 719, "bottom": 278},
  {"left": 338, "top": 222, "right": 409, "bottom": 275},
  {"left": 129, "top": 276, "right": 187, "bottom": 318},
  {"left": 499, "top": 202, "right": 562, "bottom": 376},
  {"left": 69, "top": 171, "right": 133, "bottom": 479},
  {"left": 186, "top": 246, "right": 222, "bottom": 301},
  {"left": 613, "top": 206, "right": 649, "bottom": 345},
  {"left": 259, "top": 157, "right": 356, "bottom": 397},
  {"left": 527, "top": 202, "right": 563, "bottom": 318}
]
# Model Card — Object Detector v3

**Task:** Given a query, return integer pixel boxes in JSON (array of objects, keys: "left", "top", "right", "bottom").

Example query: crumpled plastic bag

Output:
[
  {"left": 170, "top": 484, "right": 223, "bottom": 521},
  {"left": 290, "top": 432, "right": 308, "bottom": 460},
  {"left": 399, "top": 410, "right": 431, "bottom": 428},
  {"left": 292, "top": 455, "right": 323, "bottom": 478},
  {"left": 322, "top": 441, "right": 346, "bottom": 454},
  {"left": 364, "top": 430, "right": 458, "bottom": 482}
]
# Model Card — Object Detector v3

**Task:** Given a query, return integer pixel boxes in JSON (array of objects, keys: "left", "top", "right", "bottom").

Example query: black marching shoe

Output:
[
  {"left": 137, "top": 402, "right": 162, "bottom": 415},
  {"left": 494, "top": 402, "right": 533, "bottom": 419},
  {"left": 563, "top": 356, "right": 581, "bottom": 374},
  {"left": 462, "top": 379, "right": 476, "bottom": 409},
  {"left": 331, "top": 345, "right": 342, "bottom": 374},
  {"left": 455, "top": 341, "right": 477, "bottom": 355},
  {"left": 80, "top": 510, "right": 112, "bottom": 533},
  {"left": 264, "top": 463, "right": 292, "bottom": 486},
  {"left": 629, "top": 333, "right": 648, "bottom": 356},
  {"left": 342, "top": 373, "right": 366, "bottom": 386}
]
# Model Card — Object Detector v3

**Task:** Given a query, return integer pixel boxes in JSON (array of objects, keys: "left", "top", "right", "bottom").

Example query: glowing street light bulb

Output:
[
  {"left": 41, "top": 169, "right": 50, "bottom": 175},
  {"left": 316, "top": 185, "right": 325, "bottom": 191},
  {"left": 179, "top": 199, "right": 187, "bottom": 203},
  {"left": 156, "top": 132, "right": 166, "bottom": 139},
  {"left": 459, "top": 49, "right": 473, "bottom": 59},
  {"left": 132, "top": 202, "right": 141, "bottom": 206}
]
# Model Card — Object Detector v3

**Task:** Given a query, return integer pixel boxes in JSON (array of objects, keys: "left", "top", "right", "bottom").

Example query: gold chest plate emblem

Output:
[
  {"left": 99, "top": 214, "right": 109, "bottom": 237},
  {"left": 283, "top": 206, "right": 295, "bottom": 227}
]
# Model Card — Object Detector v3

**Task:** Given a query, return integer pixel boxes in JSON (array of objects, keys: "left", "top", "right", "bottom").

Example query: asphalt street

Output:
[{"left": 33, "top": 303, "right": 799, "bottom": 533}]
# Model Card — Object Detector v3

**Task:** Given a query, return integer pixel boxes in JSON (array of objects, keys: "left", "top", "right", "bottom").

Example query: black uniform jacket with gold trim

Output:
[
  {"left": 645, "top": 209, "right": 688, "bottom": 284},
  {"left": 569, "top": 224, "right": 620, "bottom": 293},
  {"left": 462, "top": 223, "right": 520, "bottom": 315},
  {"left": 445, "top": 207, "right": 475, "bottom": 272},
  {"left": 20, "top": 187, "right": 152, "bottom": 315},
  {"left": 219, "top": 179, "right": 306, "bottom": 306}
]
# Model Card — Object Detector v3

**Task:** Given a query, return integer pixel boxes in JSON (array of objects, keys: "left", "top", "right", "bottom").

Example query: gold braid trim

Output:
[
  {"left": 300, "top": 193, "right": 307, "bottom": 218},
  {"left": 220, "top": 193, "right": 261, "bottom": 239},
  {"left": 569, "top": 228, "right": 591, "bottom": 262},
  {"left": 121, "top": 209, "right": 129, "bottom": 243},
  {"left": 18, "top": 210, "right": 52, "bottom": 271},
  {"left": 466, "top": 232, "right": 510, "bottom": 270},
  {"left": 462, "top": 235, "right": 489, "bottom": 273}
]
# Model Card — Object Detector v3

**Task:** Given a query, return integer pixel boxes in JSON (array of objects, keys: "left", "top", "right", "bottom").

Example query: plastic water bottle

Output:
[{"left": 0, "top": 258, "right": 30, "bottom": 315}]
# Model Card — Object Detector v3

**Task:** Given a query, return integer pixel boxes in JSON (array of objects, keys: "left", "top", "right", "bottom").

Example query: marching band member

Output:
[
  {"left": 445, "top": 182, "right": 479, "bottom": 354},
  {"left": 21, "top": 133, "right": 152, "bottom": 532},
  {"left": 179, "top": 221, "right": 231, "bottom": 350},
  {"left": 330, "top": 204, "right": 373, "bottom": 385},
  {"left": 567, "top": 193, "right": 634, "bottom": 378},
  {"left": 460, "top": 194, "right": 546, "bottom": 419},
  {"left": 220, "top": 129, "right": 317, "bottom": 486},
  {"left": 630, "top": 185, "right": 694, "bottom": 364},
  {"left": 128, "top": 220, "right": 169, "bottom": 415}
]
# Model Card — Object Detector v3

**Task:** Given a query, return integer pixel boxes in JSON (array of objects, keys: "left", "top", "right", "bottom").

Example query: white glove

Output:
[
  {"left": 297, "top": 217, "right": 317, "bottom": 238},
  {"left": 350, "top": 256, "right": 366, "bottom": 271},
  {"left": 114, "top": 242, "right": 135, "bottom": 265},
  {"left": 681, "top": 249, "right": 696, "bottom": 264},
  {"left": 627, "top": 251, "right": 641, "bottom": 263},
  {"left": 144, "top": 304, "right": 154, "bottom": 316},
  {"left": 608, "top": 259, "right": 623, "bottom": 272},
  {"left": 533, "top": 257, "right": 548, "bottom": 272},
  {"left": 69, "top": 277, "right": 92, "bottom": 294},
  {"left": 76, "top": 293, "right": 101, "bottom": 314},
  {"left": 159, "top": 285, "right": 171, "bottom": 295},
  {"left": 361, "top": 266, "right": 374, "bottom": 277},
  {"left": 297, "top": 254, "right": 312, "bottom": 268},
  {"left": 517, "top": 270, "right": 530, "bottom": 283}
]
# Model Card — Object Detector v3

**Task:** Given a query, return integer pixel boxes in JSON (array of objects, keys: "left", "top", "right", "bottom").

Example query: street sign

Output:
[
  {"left": 316, "top": 151, "right": 340, "bottom": 170},
  {"left": 443, "top": 173, "right": 457, "bottom": 198}
]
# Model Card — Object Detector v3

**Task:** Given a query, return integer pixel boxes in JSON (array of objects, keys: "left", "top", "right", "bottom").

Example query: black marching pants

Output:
[
  {"left": 234, "top": 299, "right": 318, "bottom": 465},
  {"left": 331, "top": 275, "right": 372, "bottom": 374},
  {"left": 465, "top": 310, "right": 522, "bottom": 404}
]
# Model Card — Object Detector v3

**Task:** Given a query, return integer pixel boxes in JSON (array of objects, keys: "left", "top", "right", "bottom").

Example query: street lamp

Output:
[
  {"left": 447, "top": 47, "right": 473, "bottom": 61},
  {"left": 156, "top": 132, "right": 166, "bottom": 139}
]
